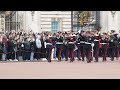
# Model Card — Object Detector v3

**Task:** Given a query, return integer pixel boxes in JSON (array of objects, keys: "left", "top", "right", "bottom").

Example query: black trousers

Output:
[
  {"left": 46, "top": 48, "right": 52, "bottom": 61},
  {"left": 35, "top": 48, "right": 41, "bottom": 60},
  {"left": 7, "top": 52, "right": 15, "bottom": 60},
  {"left": 64, "top": 47, "right": 69, "bottom": 60},
  {"left": 101, "top": 45, "right": 108, "bottom": 60},
  {"left": 77, "top": 45, "right": 85, "bottom": 60},
  {"left": 57, "top": 48, "right": 62, "bottom": 60},
  {"left": 23, "top": 49, "right": 31, "bottom": 60},
  {"left": 69, "top": 48, "right": 74, "bottom": 60},
  {"left": 85, "top": 45, "right": 91, "bottom": 62},
  {"left": 109, "top": 47, "right": 115, "bottom": 60},
  {"left": 41, "top": 47, "right": 46, "bottom": 58},
  {"left": 77, "top": 48, "right": 81, "bottom": 60},
  {"left": 0, "top": 51, "right": 2, "bottom": 60},
  {"left": 115, "top": 47, "right": 119, "bottom": 59},
  {"left": 94, "top": 46, "right": 100, "bottom": 61}
]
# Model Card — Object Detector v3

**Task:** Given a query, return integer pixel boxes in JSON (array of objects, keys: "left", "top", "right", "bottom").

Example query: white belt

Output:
[
  {"left": 78, "top": 43, "right": 80, "bottom": 44},
  {"left": 85, "top": 42, "right": 91, "bottom": 44},
  {"left": 94, "top": 39, "right": 99, "bottom": 41},
  {"left": 80, "top": 41, "right": 85, "bottom": 43},
  {"left": 100, "top": 43, "right": 107, "bottom": 45},
  {"left": 69, "top": 42, "right": 74, "bottom": 44},
  {"left": 46, "top": 43, "right": 52, "bottom": 45},
  {"left": 56, "top": 42, "right": 63, "bottom": 44}
]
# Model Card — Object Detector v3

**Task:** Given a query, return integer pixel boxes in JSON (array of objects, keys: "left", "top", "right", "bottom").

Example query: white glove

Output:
[
  {"left": 21, "top": 44, "right": 24, "bottom": 47},
  {"left": 91, "top": 43, "right": 94, "bottom": 47}
]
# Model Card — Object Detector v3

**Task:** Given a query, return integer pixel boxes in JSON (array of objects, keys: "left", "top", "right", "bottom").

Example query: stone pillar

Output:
[
  {"left": 0, "top": 13, "right": 5, "bottom": 32},
  {"left": 108, "top": 11, "right": 119, "bottom": 33},
  {"left": 100, "top": 11, "right": 108, "bottom": 33}
]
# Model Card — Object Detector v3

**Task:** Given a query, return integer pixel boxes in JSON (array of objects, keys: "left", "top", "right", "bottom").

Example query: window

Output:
[
  {"left": 73, "top": 11, "right": 98, "bottom": 31},
  {"left": 51, "top": 21, "right": 58, "bottom": 34}
]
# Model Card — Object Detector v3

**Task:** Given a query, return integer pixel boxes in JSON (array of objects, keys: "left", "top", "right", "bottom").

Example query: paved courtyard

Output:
[{"left": 0, "top": 58, "right": 120, "bottom": 79}]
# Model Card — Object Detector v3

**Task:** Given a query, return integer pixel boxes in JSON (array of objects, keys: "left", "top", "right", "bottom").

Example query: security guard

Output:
[{"left": 85, "top": 31, "right": 94, "bottom": 63}]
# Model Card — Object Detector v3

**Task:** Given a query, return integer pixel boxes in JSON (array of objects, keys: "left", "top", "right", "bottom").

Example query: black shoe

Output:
[
  {"left": 102, "top": 60, "right": 105, "bottom": 62},
  {"left": 116, "top": 58, "right": 118, "bottom": 60},
  {"left": 58, "top": 60, "right": 61, "bottom": 62},
  {"left": 94, "top": 60, "right": 98, "bottom": 62},
  {"left": 87, "top": 60, "right": 91, "bottom": 63},
  {"left": 111, "top": 58, "right": 114, "bottom": 61},
  {"left": 82, "top": 60, "right": 84, "bottom": 61},
  {"left": 70, "top": 60, "right": 74, "bottom": 62},
  {"left": 48, "top": 60, "right": 51, "bottom": 62}
]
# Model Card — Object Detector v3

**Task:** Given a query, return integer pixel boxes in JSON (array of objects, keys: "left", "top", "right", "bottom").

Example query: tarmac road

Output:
[{"left": 0, "top": 58, "right": 120, "bottom": 79}]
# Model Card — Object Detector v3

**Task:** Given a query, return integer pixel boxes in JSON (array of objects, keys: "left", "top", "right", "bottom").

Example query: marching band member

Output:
[
  {"left": 68, "top": 33, "right": 76, "bottom": 62},
  {"left": 108, "top": 30, "right": 116, "bottom": 61},
  {"left": 85, "top": 31, "right": 94, "bottom": 63},
  {"left": 56, "top": 33, "right": 64, "bottom": 62},
  {"left": 63, "top": 33, "right": 68, "bottom": 61},
  {"left": 77, "top": 30, "right": 85, "bottom": 61},
  {"left": 93, "top": 30, "right": 101, "bottom": 62},
  {"left": 46, "top": 35, "right": 53, "bottom": 62},
  {"left": 100, "top": 32, "right": 109, "bottom": 62}
]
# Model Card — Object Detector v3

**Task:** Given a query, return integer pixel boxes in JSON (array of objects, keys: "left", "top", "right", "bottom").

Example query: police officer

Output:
[
  {"left": 77, "top": 30, "right": 85, "bottom": 61},
  {"left": 85, "top": 31, "right": 94, "bottom": 63},
  {"left": 100, "top": 33, "right": 109, "bottom": 62}
]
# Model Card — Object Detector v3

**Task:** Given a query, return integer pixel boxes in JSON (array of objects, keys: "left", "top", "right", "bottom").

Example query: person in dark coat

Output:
[
  {"left": 7, "top": 38, "right": 15, "bottom": 60},
  {"left": 30, "top": 37, "right": 36, "bottom": 60},
  {"left": 23, "top": 38, "right": 31, "bottom": 60}
]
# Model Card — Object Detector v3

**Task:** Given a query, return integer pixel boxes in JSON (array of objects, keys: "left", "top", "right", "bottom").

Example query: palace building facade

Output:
[{"left": 0, "top": 11, "right": 120, "bottom": 33}]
